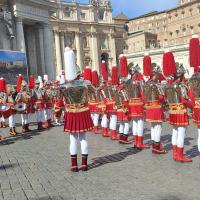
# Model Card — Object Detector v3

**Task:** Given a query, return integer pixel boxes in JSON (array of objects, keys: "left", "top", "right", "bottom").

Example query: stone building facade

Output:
[
  {"left": 52, "top": 0, "right": 126, "bottom": 74},
  {"left": 0, "top": 0, "right": 57, "bottom": 79},
  {"left": 127, "top": 0, "right": 200, "bottom": 52},
  {"left": 125, "top": 0, "right": 200, "bottom": 77}
]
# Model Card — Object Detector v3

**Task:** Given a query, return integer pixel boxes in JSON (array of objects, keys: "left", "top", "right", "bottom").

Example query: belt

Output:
[
  {"left": 129, "top": 98, "right": 143, "bottom": 105},
  {"left": 146, "top": 100, "right": 161, "bottom": 109},
  {"left": 65, "top": 103, "right": 88, "bottom": 113},
  {"left": 169, "top": 103, "right": 184, "bottom": 111}
]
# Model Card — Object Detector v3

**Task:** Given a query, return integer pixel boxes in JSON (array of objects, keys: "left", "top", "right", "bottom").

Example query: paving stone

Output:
[{"left": 0, "top": 116, "right": 199, "bottom": 200}]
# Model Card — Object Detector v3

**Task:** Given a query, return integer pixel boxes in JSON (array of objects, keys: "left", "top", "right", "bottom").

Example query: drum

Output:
[
  {"left": 15, "top": 103, "right": 27, "bottom": 113},
  {"left": 0, "top": 104, "right": 11, "bottom": 119}
]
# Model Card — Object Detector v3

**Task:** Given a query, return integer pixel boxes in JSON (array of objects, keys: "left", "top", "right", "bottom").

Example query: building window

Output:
[
  {"left": 181, "top": 10, "right": 185, "bottom": 18},
  {"left": 176, "top": 30, "right": 179, "bottom": 37},
  {"left": 164, "top": 26, "right": 167, "bottom": 31},
  {"left": 80, "top": 12, "right": 86, "bottom": 19},
  {"left": 164, "top": 39, "right": 168, "bottom": 46},
  {"left": 100, "top": 37, "right": 108, "bottom": 50},
  {"left": 98, "top": 9, "right": 105, "bottom": 20},
  {"left": 175, "top": 11, "right": 178, "bottom": 17},
  {"left": 83, "top": 36, "right": 88, "bottom": 48},
  {"left": 64, "top": 7, "right": 71, "bottom": 18},
  {"left": 189, "top": 8, "right": 193, "bottom": 16},
  {"left": 183, "top": 28, "right": 186, "bottom": 36},
  {"left": 190, "top": 26, "right": 194, "bottom": 34},
  {"left": 65, "top": 34, "right": 74, "bottom": 47}
]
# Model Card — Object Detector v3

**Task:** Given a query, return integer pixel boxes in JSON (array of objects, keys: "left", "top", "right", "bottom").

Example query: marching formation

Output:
[{"left": 1, "top": 35, "right": 200, "bottom": 172}]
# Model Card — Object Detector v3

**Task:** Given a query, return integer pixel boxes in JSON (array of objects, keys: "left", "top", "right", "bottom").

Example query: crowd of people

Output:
[{"left": 1, "top": 35, "right": 200, "bottom": 172}]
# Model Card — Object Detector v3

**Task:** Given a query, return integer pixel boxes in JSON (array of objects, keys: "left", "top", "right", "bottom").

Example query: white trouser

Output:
[
  {"left": 0, "top": 116, "right": 5, "bottom": 123},
  {"left": 172, "top": 126, "right": 186, "bottom": 148},
  {"left": 36, "top": 110, "right": 44, "bottom": 123},
  {"left": 198, "top": 127, "right": 200, "bottom": 152},
  {"left": 91, "top": 113, "right": 94, "bottom": 121},
  {"left": 109, "top": 114, "right": 117, "bottom": 131},
  {"left": 93, "top": 113, "right": 99, "bottom": 127},
  {"left": 9, "top": 115, "right": 15, "bottom": 128},
  {"left": 69, "top": 133, "right": 88, "bottom": 155},
  {"left": 101, "top": 114, "right": 108, "bottom": 128},
  {"left": 44, "top": 109, "right": 52, "bottom": 121},
  {"left": 151, "top": 122, "right": 162, "bottom": 143},
  {"left": 119, "top": 122, "right": 130, "bottom": 135},
  {"left": 132, "top": 118, "right": 144, "bottom": 136},
  {"left": 21, "top": 114, "right": 29, "bottom": 125}
]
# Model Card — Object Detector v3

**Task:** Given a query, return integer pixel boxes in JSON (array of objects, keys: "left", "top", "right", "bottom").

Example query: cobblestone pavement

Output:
[{"left": 0, "top": 116, "right": 199, "bottom": 200}]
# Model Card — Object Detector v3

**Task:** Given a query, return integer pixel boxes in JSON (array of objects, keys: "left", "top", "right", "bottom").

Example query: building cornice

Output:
[
  {"left": 51, "top": 19, "right": 116, "bottom": 27},
  {"left": 125, "top": 44, "right": 189, "bottom": 58},
  {"left": 13, "top": 0, "right": 57, "bottom": 12}
]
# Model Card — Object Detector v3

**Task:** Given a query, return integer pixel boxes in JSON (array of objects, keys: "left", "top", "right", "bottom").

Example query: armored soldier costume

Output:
[
  {"left": 188, "top": 72, "right": 200, "bottom": 157},
  {"left": 163, "top": 50, "right": 192, "bottom": 162},
  {"left": 32, "top": 80, "right": 45, "bottom": 130},
  {"left": 117, "top": 79, "right": 130, "bottom": 144},
  {"left": 90, "top": 70, "right": 101, "bottom": 134},
  {"left": 15, "top": 78, "right": 32, "bottom": 133},
  {"left": 63, "top": 46, "right": 93, "bottom": 172},
  {"left": 125, "top": 65, "right": 149, "bottom": 149},
  {"left": 44, "top": 81, "right": 55, "bottom": 128},
  {"left": 54, "top": 82, "right": 65, "bottom": 126},
  {"left": 143, "top": 67, "right": 167, "bottom": 154}
]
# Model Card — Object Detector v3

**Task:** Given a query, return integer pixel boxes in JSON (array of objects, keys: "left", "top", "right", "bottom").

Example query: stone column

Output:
[
  {"left": 37, "top": 25, "right": 46, "bottom": 75},
  {"left": 43, "top": 23, "right": 55, "bottom": 80},
  {"left": 75, "top": 32, "right": 83, "bottom": 70},
  {"left": 60, "top": 32, "right": 65, "bottom": 71},
  {"left": 54, "top": 31, "right": 62, "bottom": 75},
  {"left": 90, "top": 32, "right": 99, "bottom": 72},
  {"left": 25, "top": 27, "right": 37, "bottom": 76},
  {"left": 15, "top": 17, "right": 26, "bottom": 52},
  {"left": 109, "top": 33, "right": 117, "bottom": 66}
]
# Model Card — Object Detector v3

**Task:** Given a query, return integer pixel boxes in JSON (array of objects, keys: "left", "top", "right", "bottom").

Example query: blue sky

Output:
[{"left": 71, "top": 0, "right": 179, "bottom": 18}]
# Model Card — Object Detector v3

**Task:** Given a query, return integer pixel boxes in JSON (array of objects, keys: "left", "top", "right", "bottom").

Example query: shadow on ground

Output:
[
  {"left": 88, "top": 147, "right": 141, "bottom": 170},
  {"left": 0, "top": 163, "right": 18, "bottom": 170},
  {"left": 0, "top": 127, "right": 49, "bottom": 146}
]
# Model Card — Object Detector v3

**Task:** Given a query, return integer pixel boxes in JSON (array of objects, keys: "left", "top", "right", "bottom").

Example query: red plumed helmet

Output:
[
  {"left": 101, "top": 60, "right": 108, "bottom": 81},
  {"left": 162, "top": 50, "right": 177, "bottom": 76},
  {"left": 143, "top": 54, "right": 153, "bottom": 76},
  {"left": 112, "top": 66, "right": 119, "bottom": 85},
  {"left": 16, "top": 74, "right": 23, "bottom": 92},
  {"left": 83, "top": 67, "right": 92, "bottom": 82},
  {"left": 0, "top": 78, "right": 6, "bottom": 92},
  {"left": 189, "top": 35, "right": 200, "bottom": 68},
  {"left": 29, "top": 75, "right": 35, "bottom": 89},
  {"left": 119, "top": 55, "right": 128, "bottom": 78},
  {"left": 92, "top": 70, "right": 99, "bottom": 86}
]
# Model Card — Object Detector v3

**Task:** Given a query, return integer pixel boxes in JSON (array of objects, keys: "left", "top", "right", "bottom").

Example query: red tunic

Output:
[
  {"left": 188, "top": 90, "right": 200, "bottom": 125},
  {"left": 145, "top": 100, "right": 164, "bottom": 122},
  {"left": 64, "top": 103, "right": 93, "bottom": 133},
  {"left": 117, "top": 101, "right": 129, "bottom": 122},
  {"left": 128, "top": 98, "right": 144, "bottom": 120},
  {"left": 168, "top": 103, "right": 189, "bottom": 126}
]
